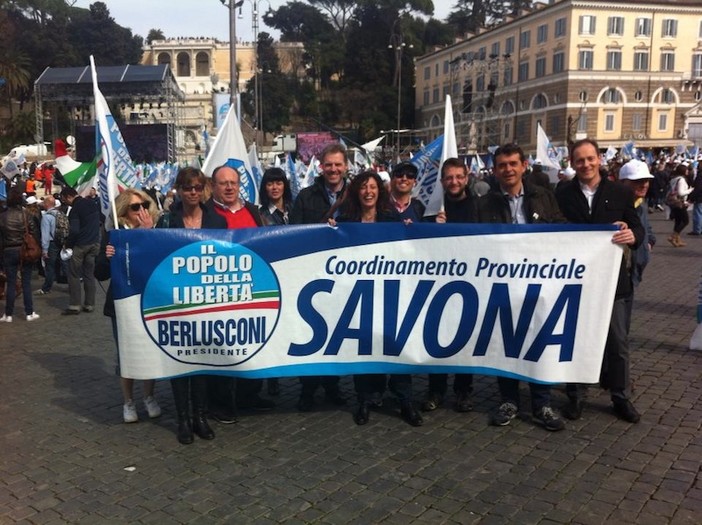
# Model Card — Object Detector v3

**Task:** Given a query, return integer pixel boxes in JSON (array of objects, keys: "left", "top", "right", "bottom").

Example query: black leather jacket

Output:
[{"left": 0, "top": 207, "right": 39, "bottom": 250}]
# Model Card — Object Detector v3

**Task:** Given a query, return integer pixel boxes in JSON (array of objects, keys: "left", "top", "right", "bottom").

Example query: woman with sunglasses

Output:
[
  {"left": 156, "top": 167, "right": 228, "bottom": 444},
  {"left": 331, "top": 170, "right": 423, "bottom": 428},
  {"left": 101, "top": 189, "right": 161, "bottom": 424}
]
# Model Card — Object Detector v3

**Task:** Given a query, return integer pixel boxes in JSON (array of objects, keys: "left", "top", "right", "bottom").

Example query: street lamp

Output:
[
  {"left": 238, "top": 0, "right": 272, "bottom": 143},
  {"left": 389, "top": 23, "right": 413, "bottom": 160},
  {"left": 219, "top": 0, "right": 244, "bottom": 107}
]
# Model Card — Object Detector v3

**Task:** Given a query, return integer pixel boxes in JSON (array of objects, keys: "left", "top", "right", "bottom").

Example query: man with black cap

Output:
[{"left": 388, "top": 161, "right": 425, "bottom": 221}]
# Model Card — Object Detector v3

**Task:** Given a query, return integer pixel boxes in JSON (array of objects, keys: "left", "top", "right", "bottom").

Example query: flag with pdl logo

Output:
[
  {"left": 412, "top": 135, "right": 443, "bottom": 211},
  {"left": 90, "top": 56, "right": 138, "bottom": 226},
  {"left": 202, "top": 104, "right": 258, "bottom": 205},
  {"left": 424, "top": 95, "right": 458, "bottom": 216},
  {"left": 248, "top": 143, "right": 263, "bottom": 200},
  {"left": 536, "top": 123, "right": 561, "bottom": 183},
  {"left": 0, "top": 157, "right": 19, "bottom": 179}
]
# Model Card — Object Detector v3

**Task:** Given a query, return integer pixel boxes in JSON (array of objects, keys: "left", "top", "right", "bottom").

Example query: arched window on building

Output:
[
  {"left": 157, "top": 52, "right": 171, "bottom": 67},
  {"left": 602, "top": 87, "right": 622, "bottom": 104},
  {"left": 532, "top": 94, "right": 548, "bottom": 110},
  {"left": 177, "top": 52, "right": 191, "bottom": 77},
  {"left": 195, "top": 52, "right": 209, "bottom": 77}
]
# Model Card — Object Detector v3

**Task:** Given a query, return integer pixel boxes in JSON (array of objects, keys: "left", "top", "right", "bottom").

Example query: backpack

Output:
[{"left": 49, "top": 209, "right": 70, "bottom": 247}]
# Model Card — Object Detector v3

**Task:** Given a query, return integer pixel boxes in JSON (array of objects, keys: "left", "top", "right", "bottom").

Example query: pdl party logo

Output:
[{"left": 141, "top": 240, "right": 281, "bottom": 366}]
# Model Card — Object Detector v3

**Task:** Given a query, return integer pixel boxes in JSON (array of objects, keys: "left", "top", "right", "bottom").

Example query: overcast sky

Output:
[{"left": 73, "top": 0, "right": 454, "bottom": 43}]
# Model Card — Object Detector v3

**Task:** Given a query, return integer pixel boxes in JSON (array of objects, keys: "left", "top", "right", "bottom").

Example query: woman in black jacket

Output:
[
  {"left": 332, "top": 171, "right": 423, "bottom": 428},
  {"left": 0, "top": 189, "right": 40, "bottom": 322},
  {"left": 156, "top": 167, "right": 228, "bottom": 444}
]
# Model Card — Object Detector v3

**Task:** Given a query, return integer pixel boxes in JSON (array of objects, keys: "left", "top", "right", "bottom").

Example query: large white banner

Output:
[{"left": 111, "top": 224, "right": 622, "bottom": 383}]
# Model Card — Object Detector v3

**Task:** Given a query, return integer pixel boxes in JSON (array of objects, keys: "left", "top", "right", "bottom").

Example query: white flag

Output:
[
  {"left": 90, "top": 56, "right": 138, "bottom": 226},
  {"left": 425, "top": 95, "right": 458, "bottom": 216},
  {"left": 202, "top": 104, "right": 258, "bottom": 205},
  {"left": 536, "top": 123, "right": 561, "bottom": 183}
]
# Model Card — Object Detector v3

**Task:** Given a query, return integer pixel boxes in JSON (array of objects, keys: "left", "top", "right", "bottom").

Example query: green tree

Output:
[
  {"left": 0, "top": 48, "right": 31, "bottom": 117},
  {"left": 146, "top": 28, "right": 165, "bottom": 44},
  {"left": 242, "top": 32, "right": 293, "bottom": 135},
  {"left": 448, "top": 0, "right": 533, "bottom": 34},
  {"left": 68, "top": 2, "right": 143, "bottom": 65}
]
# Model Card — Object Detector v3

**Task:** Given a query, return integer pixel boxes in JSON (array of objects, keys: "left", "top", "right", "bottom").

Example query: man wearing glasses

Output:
[
  {"left": 204, "top": 165, "right": 275, "bottom": 419},
  {"left": 422, "top": 158, "right": 479, "bottom": 413}
]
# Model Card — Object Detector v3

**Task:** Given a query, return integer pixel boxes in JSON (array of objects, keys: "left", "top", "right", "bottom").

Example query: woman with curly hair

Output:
[{"left": 332, "top": 171, "right": 423, "bottom": 427}]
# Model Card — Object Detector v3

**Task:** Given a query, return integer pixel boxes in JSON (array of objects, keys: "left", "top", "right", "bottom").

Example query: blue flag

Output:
[{"left": 411, "top": 135, "right": 443, "bottom": 208}]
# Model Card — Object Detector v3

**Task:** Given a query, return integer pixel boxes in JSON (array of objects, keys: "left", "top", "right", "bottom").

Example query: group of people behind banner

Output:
[{"left": 102, "top": 139, "right": 653, "bottom": 444}]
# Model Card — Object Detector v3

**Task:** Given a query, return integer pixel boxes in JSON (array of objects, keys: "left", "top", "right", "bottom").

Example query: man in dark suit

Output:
[
  {"left": 555, "top": 138, "right": 644, "bottom": 423},
  {"left": 290, "top": 143, "right": 348, "bottom": 412},
  {"left": 479, "top": 143, "right": 567, "bottom": 431}
]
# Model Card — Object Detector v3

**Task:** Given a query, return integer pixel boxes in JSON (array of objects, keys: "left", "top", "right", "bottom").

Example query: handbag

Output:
[
  {"left": 665, "top": 177, "right": 687, "bottom": 209},
  {"left": 20, "top": 211, "right": 42, "bottom": 263}
]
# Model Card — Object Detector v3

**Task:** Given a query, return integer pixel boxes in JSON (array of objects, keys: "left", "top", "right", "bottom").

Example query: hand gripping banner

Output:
[{"left": 110, "top": 223, "right": 621, "bottom": 383}]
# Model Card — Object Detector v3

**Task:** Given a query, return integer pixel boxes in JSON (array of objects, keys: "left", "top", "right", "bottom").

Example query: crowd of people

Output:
[{"left": 1, "top": 139, "right": 700, "bottom": 444}]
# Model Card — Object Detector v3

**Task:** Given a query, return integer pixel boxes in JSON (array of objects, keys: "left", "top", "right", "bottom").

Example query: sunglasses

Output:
[
  {"left": 128, "top": 202, "right": 150, "bottom": 212},
  {"left": 393, "top": 172, "right": 417, "bottom": 179},
  {"left": 182, "top": 184, "right": 204, "bottom": 193}
]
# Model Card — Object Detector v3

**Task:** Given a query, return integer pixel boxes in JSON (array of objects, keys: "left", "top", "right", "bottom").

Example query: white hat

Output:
[
  {"left": 534, "top": 159, "right": 543, "bottom": 166},
  {"left": 26, "top": 196, "right": 39, "bottom": 205},
  {"left": 619, "top": 159, "right": 653, "bottom": 181},
  {"left": 54, "top": 199, "right": 61, "bottom": 208}
]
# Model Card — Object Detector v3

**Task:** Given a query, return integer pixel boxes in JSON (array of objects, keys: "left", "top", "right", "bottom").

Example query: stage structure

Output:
[{"left": 34, "top": 64, "right": 186, "bottom": 162}]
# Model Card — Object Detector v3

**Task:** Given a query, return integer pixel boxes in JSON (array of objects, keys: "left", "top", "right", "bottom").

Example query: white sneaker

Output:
[
  {"left": 123, "top": 401, "right": 138, "bottom": 423},
  {"left": 26, "top": 312, "right": 40, "bottom": 322},
  {"left": 0, "top": 315, "right": 12, "bottom": 323},
  {"left": 143, "top": 396, "right": 162, "bottom": 418}
]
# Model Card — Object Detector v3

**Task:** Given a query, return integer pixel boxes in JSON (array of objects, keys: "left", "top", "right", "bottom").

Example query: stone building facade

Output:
[{"left": 414, "top": 0, "right": 702, "bottom": 154}]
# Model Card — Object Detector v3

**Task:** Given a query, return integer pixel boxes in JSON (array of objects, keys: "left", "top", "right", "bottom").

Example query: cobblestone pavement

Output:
[{"left": 1, "top": 212, "right": 701, "bottom": 524}]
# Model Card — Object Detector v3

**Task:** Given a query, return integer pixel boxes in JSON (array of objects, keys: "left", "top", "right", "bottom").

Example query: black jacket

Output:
[
  {"left": 290, "top": 176, "right": 346, "bottom": 225},
  {"left": 66, "top": 195, "right": 100, "bottom": 248},
  {"left": 157, "top": 201, "right": 228, "bottom": 229},
  {"left": 0, "top": 207, "right": 39, "bottom": 249},
  {"left": 556, "top": 176, "right": 644, "bottom": 297},
  {"left": 479, "top": 182, "right": 566, "bottom": 224}
]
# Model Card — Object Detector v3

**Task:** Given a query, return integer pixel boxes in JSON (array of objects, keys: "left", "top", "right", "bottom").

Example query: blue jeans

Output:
[
  {"left": 3, "top": 247, "right": 34, "bottom": 316},
  {"left": 692, "top": 203, "right": 702, "bottom": 234},
  {"left": 40, "top": 241, "right": 60, "bottom": 292}
]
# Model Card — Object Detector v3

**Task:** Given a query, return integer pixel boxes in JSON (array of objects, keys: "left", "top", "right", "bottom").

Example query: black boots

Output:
[
  {"left": 171, "top": 377, "right": 194, "bottom": 445},
  {"left": 354, "top": 395, "right": 370, "bottom": 425},
  {"left": 192, "top": 376, "right": 214, "bottom": 440},
  {"left": 400, "top": 401, "right": 424, "bottom": 427},
  {"left": 171, "top": 376, "right": 214, "bottom": 444}
]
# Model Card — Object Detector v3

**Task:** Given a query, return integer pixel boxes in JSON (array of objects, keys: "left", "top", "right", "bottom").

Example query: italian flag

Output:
[{"left": 53, "top": 139, "right": 99, "bottom": 195}]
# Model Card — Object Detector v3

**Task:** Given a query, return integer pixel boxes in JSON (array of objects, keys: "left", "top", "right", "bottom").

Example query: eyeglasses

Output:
[
  {"left": 182, "top": 184, "right": 204, "bottom": 193},
  {"left": 392, "top": 172, "right": 417, "bottom": 179},
  {"left": 216, "top": 180, "right": 239, "bottom": 188},
  {"left": 128, "top": 202, "right": 150, "bottom": 212}
]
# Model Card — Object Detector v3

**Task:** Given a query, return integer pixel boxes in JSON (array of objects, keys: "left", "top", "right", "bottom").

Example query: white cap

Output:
[
  {"left": 26, "top": 196, "right": 39, "bottom": 205},
  {"left": 619, "top": 159, "right": 653, "bottom": 181},
  {"left": 563, "top": 167, "right": 576, "bottom": 179},
  {"left": 534, "top": 159, "right": 543, "bottom": 166}
]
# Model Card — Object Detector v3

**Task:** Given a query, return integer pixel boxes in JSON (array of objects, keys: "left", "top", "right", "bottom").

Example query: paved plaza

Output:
[{"left": 1, "top": 212, "right": 701, "bottom": 524}]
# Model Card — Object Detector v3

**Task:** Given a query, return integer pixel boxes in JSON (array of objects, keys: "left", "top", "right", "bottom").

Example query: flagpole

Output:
[{"left": 89, "top": 55, "right": 119, "bottom": 228}]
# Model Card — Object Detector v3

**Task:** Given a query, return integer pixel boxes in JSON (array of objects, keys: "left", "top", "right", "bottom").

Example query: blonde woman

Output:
[{"left": 100, "top": 189, "right": 162, "bottom": 423}]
